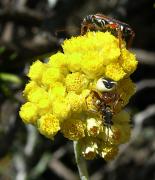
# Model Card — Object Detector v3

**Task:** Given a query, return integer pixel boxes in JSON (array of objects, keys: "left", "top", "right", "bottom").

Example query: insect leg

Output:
[
  {"left": 104, "top": 124, "right": 113, "bottom": 143},
  {"left": 81, "top": 23, "right": 96, "bottom": 35},
  {"left": 85, "top": 90, "right": 101, "bottom": 113},
  {"left": 91, "top": 90, "right": 102, "bottom": 101},
  {"left": 112, "top": 93, "right": 124, "bottom": 113},
  {"left": 126, "top": 31, "right": 135, "bottom": 49},
  {"left": 116, "top": 27, "right": 124, "bottom": 64},
  {"left": 117, "top": 27, "right": 122, "bottom": 49},
  {"left": 81, "top": 24, "right": 88, "bottom": 35}
]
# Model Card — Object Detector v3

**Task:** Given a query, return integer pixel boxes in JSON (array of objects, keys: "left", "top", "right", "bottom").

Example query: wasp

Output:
[{"left": 81, "top": 13, "right": 135, "bottom": 48}]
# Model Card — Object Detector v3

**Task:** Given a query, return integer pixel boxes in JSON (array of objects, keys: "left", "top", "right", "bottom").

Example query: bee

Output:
[
  {"left": 81, "top": 13, "right": 135, "bottom": 48},
  {"left": 87, "top": 78, "right": 123, "bottom": 140}
]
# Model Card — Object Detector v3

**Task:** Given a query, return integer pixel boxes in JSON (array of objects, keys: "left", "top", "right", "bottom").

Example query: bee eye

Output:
[{"left": 96, "top": 78, "right": 117, "bottom": 92}]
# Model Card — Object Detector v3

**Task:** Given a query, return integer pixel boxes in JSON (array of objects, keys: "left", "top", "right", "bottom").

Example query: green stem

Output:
[
  {"left": 0, "top": 72, "right": 22, "bottom": 84},
  {"left": 73, "top": 141, "right": 89, "bottom": 180}
]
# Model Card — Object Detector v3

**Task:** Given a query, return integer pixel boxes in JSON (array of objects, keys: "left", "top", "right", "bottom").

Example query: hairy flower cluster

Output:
[{"left": 20, "top": 31, "right": 137, "bottom": 160}]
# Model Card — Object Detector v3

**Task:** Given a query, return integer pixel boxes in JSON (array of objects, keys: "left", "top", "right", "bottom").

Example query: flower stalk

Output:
[{"left": 73, "top": 141, "right": 89, "bottom": 180}]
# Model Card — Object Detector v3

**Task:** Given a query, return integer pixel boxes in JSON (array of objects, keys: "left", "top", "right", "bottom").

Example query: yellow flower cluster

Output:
[{"left": 19, "top": 31, "right": 137, "bottom": 160}]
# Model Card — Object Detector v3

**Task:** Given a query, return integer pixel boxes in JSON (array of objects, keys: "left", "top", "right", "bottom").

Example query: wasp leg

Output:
[
  {"left": 100, "top": 24, "right": 123, "bottom": 56},
  {"left": 81, "top": 25, "right": 88, "bottom": 35},
  {"left": 115, "top": 27, "right": 124, "bottom": 64},
  {"left": 81, "top": 23, "right": 95, "bottom": 35},
  {"left": 117, "top": 27, "right": 122, "bottom": 49},
  {"left": 127, "top": 31, "right": 135, "bottom": 49}
]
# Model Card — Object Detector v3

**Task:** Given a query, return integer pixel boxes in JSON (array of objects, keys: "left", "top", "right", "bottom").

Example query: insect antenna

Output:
[{"left": 55, "top": 26, "right": 80, "bottom": 37}]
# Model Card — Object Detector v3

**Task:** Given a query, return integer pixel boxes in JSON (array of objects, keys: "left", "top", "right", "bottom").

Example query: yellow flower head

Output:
[
  {"left": 65, "top": 72, "right": 88, "bottom": 94},
  {"left": 28, "top": 60, "right": 45, "bottom": 82},
  {"left": 116, "top": 78, "right": 136, "bottom": 106},
  {"left": 61, "top": 118, "right": 86, "bottom": 141},
  {"left": 49, "top": 82, "right": 66, "bottom": 101},
  {"left": 20, "top": 31, "right": 137, "bottom": 160},
  {"left": 79, "top": 138, "right": 98, "bottom": 160},
  {"left": 99, "top": 144, "right": 119, "bottom": 161},
  {"left": 66, "top": 92, "right": 85, "bottom": 113},
  {"left": 23, "top": 81, "right": 38, "bottom": 97},
  {"left": 66, "top": 53, "right": 82, "bottom": 72},
  {"left": 27, "top": 86, "right": 48, "bottom": 103},
  {"left": 37, "top": 114, "right": 60, "bottom": 139},
  {"left": 48, "top": 52, "right": 67, "bottom": 68},
  {"left": 105, "top": 62, "right": 126, "bottom": 81},
  {"left": 86, "top": 117, "right": 102, "bottom": 137},
  {"left": 19, "top": 102, "right": 38, "bottom": 124},
  {"left": 52, "top": 98, "right": 71, "bottom": 121},
  {"left": 42, "top": 66, "right": 64, "bottom": 87},
  {"left": 121, "top": 48, "right": 137, "bottom": 74}
]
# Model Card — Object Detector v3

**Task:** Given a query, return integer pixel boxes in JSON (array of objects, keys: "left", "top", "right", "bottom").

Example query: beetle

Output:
[{"left": 81, "top": 13, "right": 135, "bottom": 48}]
